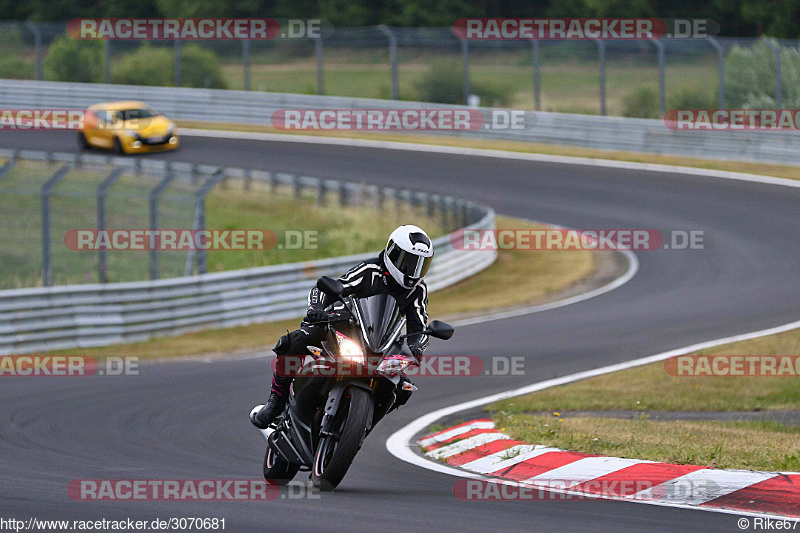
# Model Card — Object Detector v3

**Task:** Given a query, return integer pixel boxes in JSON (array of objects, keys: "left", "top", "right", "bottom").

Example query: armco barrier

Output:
[
  {"left": 0, "top": 79, "right": 798, "bottom": 165},
  {"left": 0, "top": 150, "right": 495, "bottom": 355}
]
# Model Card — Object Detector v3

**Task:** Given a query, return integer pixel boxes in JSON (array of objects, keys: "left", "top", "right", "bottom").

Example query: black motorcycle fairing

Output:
[{"left": 354, "top": 294, "right": 404, "bottom": 352}]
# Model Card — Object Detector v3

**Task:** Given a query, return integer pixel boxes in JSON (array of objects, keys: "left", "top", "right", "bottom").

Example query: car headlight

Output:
[{"left": 335, "top": 331, "right": 364, "bottom": 364}]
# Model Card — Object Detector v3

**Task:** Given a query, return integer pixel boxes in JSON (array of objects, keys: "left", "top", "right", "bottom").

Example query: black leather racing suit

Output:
[
  {"left": 275, "top": 251, "right": 429, "bottom": 358},
  {"left": 269, "top": 252, "right": 429, "bottom": 411}
]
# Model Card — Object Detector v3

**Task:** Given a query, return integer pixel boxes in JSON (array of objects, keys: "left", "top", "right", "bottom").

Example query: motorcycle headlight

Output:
[{"left": 335, "top": 331, "right": 364, "bottom": 364}]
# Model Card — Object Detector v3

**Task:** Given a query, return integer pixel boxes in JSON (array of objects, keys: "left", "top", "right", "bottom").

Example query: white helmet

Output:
[{"left": 384, "top": 225, "right": 434, "bottom": 288}]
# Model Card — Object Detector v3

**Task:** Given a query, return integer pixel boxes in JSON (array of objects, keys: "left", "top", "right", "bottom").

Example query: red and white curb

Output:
[{"left": 418, "top": 419, "right": 800, "bottom": 518}]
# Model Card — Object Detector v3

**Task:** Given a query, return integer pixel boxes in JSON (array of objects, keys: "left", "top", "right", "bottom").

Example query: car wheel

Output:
[
  {"left": 112, "top": 137, "right": 124, "bottom": 155},
  {"left": 77, "top": 132, "right": 89, "bottom": 151}
]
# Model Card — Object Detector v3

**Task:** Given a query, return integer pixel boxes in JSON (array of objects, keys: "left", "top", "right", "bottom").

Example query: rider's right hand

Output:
[{"left": 305, "top": 308, "right": 329, "bottom": 323}]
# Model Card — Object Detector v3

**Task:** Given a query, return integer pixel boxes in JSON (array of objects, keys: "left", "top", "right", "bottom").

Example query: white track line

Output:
[{"left": 181, "top": 128, "right": 800, "bottom": 189}]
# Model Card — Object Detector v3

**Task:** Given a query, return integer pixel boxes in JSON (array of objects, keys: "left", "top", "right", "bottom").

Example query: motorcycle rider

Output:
[{"left": 251, "top": 224, "right": 434, "bottom": 429}]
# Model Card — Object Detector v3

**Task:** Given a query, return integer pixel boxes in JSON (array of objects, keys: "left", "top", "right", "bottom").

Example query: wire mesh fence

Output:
[
  {"left": 0, "top": 150, "right": 477, "bottom": 290},
  {"left": 2, "top": 22, "right": 798, "bottom": 117}
]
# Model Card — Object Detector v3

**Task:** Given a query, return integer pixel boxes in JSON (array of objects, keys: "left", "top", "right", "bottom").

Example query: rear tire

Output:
[
  {"left": 311, "top": 387, "right": 372, "bottom": 491},
  {"left": 77, "top": 132, "right": 89, "bottom": 151},
  {"left": 263, "top": 446, "right": 300, "bottom": 485}
]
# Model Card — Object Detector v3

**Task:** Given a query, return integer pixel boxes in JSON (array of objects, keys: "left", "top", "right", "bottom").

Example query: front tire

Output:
[
  {"left": 263, "top": 446, "right": 300, "bottom": 485},
  {"left": 112, "top": 137, "right": 125, "bottom": 155},
  {"left": 311, "top": 387, "right": 372, "bottom": 491}
]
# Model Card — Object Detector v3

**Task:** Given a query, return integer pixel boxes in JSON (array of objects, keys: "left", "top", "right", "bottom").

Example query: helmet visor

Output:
[{"left": 387, "top": 244, "right": 433, "bottom": 279}]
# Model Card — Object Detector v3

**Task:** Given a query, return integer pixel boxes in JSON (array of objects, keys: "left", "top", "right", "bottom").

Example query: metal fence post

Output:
[
  {"left": 652, "top": 40, "right": 666, "bottom": 116},
  {"left": 193, "top": 169, "right": 226, "bottom": 275},
  {"left": 378, "top": 25, "right": 398, "bottom": 100},
  {"left": 293, "top": 175, "right": 302, "bottom": 200},
  {"left": 104, "top": 40, "right": 111, "bottom": 84},
  {"left": 707, "top": 37, "right": 725, "bottom": 108},
  {"left": 174, "top": 40, "right": 182, "bottom": 87},
  {"left": 315, "top": 38, "right": 324, "bottom": 95},
  {"left": 461, "top": 39, "right": 470, "bottom": 105},
  {"left": 763, "top": 39, "right": 782, "bottom": 109},
  {"left": 96, "top": 168, "right": 124, "bottom": 283},
  {"left": 318, "top": 180, "right": 326, "bottom": 205},
  {"left": 242, "top": 39, "right": 251, "bottom": 91},
  {"left": 25, "top": 22, "right": 43, "bottom": 80},
  {"left": 41, "top": 165, "right": 71, "bottom": 287},
  {"left": 595, "top": 39, "right": 606, "bottom": 116},
  {"left": 149, "top": 171, "right": 177, "bottom": 280},
  {"left": 0, "top": 159, "right": 16, "bottom": 181},
  {"left": 531, "top": 39, "right": 541, "bottom": 111}
]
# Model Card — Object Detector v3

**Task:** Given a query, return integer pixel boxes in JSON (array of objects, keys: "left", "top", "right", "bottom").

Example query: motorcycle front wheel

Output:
[{"left": 311, "top": 387, "right": 372, "bottom": 491}]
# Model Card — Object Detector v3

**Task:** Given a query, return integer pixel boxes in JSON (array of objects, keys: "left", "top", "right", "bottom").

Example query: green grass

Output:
[
  {"left": 0, "top": 160, "right": 446, "bottom": 288},
  {"left": 490, "top": 327, "right": 800, "bottom": 413},
  {"left": 219, "top": 51, "right": 719, "bottom": 116},
  {"left": 489, "top": 326, "right": 800, "bottom": 470},
  {"left": 494, "top": 413, "right": 800, "bottom": 471}
]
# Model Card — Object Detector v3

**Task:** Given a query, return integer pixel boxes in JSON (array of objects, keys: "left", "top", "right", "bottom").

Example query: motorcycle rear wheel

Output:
[
  {"left": 311, "top": 387, "right": 371, "bottom": 491},
  {"left": 263, "top": 445, "right": 300, "bottom": 485}
]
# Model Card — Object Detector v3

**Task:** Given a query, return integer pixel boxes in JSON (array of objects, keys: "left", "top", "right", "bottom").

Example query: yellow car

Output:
[{"left": 78, "top": 101, "right": 179, "bottom": 154}]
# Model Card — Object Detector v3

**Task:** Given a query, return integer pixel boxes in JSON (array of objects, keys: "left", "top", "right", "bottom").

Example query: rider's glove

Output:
[
  {"left": 409, "top": 343, "right": 425, "bottom": 362},
  {"left": 305, "top": 308, "right": 329, "bottom": 323}
]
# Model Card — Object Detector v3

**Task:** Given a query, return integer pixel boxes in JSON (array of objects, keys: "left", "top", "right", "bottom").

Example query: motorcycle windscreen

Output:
[{"left": 355, "top": 294, "right": 403, "bottom": 352}]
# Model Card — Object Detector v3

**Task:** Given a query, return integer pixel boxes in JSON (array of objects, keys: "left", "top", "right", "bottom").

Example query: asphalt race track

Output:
[{"left": 1, "top": 130, "right": 798, "bottom": 532}]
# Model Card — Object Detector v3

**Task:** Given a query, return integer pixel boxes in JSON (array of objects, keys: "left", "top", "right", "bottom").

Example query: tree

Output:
[{"left": 43, "top": 34, "right": 103, "bottom": 82}]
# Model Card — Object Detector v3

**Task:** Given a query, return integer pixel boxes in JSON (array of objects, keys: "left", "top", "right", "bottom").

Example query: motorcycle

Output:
[{"left": 250, "top": 275, "right": 454, "bottom": 491}]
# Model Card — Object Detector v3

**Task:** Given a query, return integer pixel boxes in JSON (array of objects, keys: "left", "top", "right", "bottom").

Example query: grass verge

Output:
[
  {"left": 49, "top": 215, "right": 596, "bottom": 359},
  {"left": 176, "top": 120, "right": 800, "bottom": 181},
  {"left": 489, "top": 327, "right": 800, "bottom": 471}
]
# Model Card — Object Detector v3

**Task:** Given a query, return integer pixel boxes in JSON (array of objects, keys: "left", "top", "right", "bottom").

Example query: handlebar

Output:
[{"left": 304, "top": 309, "right": 353, "bottom": 325}]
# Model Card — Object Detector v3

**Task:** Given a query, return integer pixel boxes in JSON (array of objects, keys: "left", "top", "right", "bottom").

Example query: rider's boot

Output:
[{"left": 250, "top": 375, "right": 293, "bottom": 429}]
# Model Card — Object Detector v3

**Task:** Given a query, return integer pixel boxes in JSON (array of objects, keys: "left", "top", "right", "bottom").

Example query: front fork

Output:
[{"left": 319, "top": 380, "right": 374, "bottom": 438}]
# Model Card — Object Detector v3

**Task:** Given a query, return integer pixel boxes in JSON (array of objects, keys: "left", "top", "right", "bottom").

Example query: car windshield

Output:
[{"left": 118, "top": 108, "right": 160, "bottom": 120}]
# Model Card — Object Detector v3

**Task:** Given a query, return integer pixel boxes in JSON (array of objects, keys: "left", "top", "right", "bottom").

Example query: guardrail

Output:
[
  {"left": 0, "top": 149, "right": 496, "bottom": 355},
  {"left": 1, "top": 79, "right": 799, "bottom": 166}
]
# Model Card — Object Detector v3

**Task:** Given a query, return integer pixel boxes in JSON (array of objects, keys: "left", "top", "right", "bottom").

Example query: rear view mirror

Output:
[
  {"left": 425, "top": 320, "right": 454, "bottom": 340},
  {"left": 317, "top": 276, "right": 344, "bottom": 298}
]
